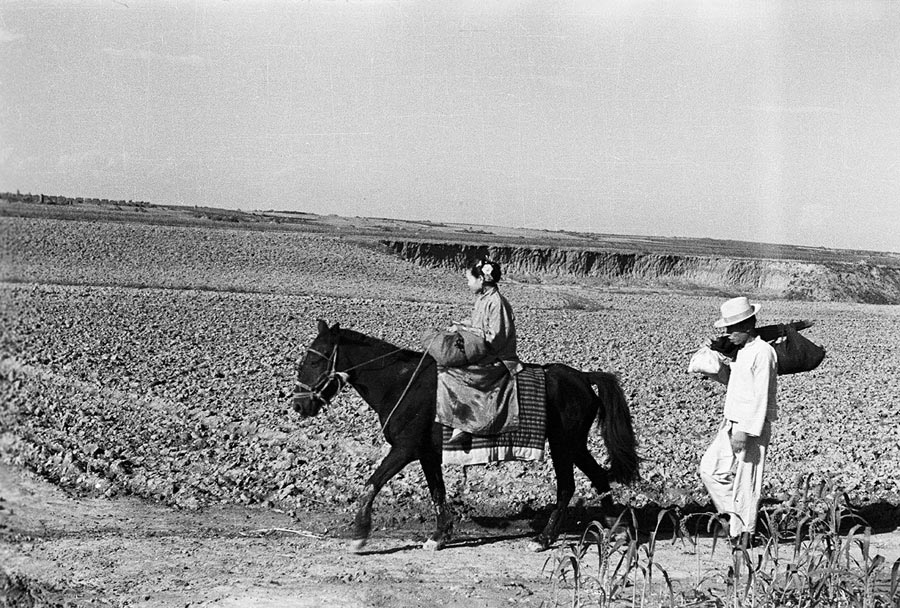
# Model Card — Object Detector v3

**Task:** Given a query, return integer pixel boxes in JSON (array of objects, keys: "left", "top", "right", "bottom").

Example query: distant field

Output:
[
  {"left": 4, "top": 196, "right": 899, "bottom": 265},
  {"left": 1, "top": 213, "right": 898, "bottom": 528}
]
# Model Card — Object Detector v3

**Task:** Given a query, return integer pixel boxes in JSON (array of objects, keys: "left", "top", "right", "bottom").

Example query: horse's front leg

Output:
[
  {"left": 419, "top": 446, "right": 453, "bottom": 551},
  {"left": 350, "top": 446, "right": 413, "bottom": 553}
]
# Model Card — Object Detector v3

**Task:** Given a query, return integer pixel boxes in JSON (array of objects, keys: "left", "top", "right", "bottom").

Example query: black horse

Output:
[{"left": 292, "top": 320, "right": 639, "bottom": 552}]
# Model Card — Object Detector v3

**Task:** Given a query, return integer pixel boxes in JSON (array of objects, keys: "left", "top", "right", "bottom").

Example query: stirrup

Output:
[{"left": 446, "top": 429, "right": 470, "bottom": 445}]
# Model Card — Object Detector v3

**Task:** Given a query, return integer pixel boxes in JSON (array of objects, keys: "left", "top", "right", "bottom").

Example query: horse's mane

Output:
[{"left": 338, "top": 327, "right": 422, "bottom": 358}]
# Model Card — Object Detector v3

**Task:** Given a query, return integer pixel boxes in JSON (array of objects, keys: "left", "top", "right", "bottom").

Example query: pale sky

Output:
[{"left": 2, "top": 1, "right": 899, "bottom": 253}]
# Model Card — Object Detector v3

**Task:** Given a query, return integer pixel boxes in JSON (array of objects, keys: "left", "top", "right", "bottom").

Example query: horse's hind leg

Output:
[
  {"left": 573, "top": 448, "right": 619, "bottom": 527},
  {"left": 350, "top": 446, "right": 413, "bottom": 553},
  {"left": 530, "top": 449, "right": 575, "bottom": 552},
  {"left": 419, "top": 449, "right": 453, "bottom": 551}
]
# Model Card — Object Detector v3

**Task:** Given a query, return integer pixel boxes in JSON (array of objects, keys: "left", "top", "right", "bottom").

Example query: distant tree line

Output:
[{"left": 1, "top": 191, "right": 151, "bottom": 208}]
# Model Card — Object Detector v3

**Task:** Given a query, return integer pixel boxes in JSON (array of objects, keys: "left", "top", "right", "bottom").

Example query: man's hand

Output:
[{"left": 730, "top": 430, "right": 748, "bottom": 453}]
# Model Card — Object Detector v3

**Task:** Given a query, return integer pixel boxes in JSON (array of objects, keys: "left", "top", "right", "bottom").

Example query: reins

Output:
[{"left": 378, "top": 347, "right": 432, "bottom": 434}]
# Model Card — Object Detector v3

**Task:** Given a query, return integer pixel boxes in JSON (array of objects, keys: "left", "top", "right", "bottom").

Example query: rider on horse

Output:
[{"left": 434, "top": 260, "right": 524, "bottom": 445}]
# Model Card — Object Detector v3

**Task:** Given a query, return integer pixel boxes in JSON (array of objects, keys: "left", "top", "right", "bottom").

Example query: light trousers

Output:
[{"left": 699, "top": 419, "right": 771, "bottom": 537}]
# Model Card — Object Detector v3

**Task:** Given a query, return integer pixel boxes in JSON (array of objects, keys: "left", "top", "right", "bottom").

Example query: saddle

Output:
[{"left": 440, "top": 365, "right": 546, "bottom": 465}]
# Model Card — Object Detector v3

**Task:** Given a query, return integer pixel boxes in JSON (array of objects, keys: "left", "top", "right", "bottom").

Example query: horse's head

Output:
[{"left": 292, "top": 319, "right": 349, "bottom": 417}]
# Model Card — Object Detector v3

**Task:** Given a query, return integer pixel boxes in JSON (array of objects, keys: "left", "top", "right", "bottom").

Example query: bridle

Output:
[
  {"left": 293, "top": 330, "right": 435, "bottom": 433},
  {"left": 293, "top": 343, "right": 349, "bottom": 408},
  {"left": 293, "top": 335, "right": 406, "bottom": 408}
]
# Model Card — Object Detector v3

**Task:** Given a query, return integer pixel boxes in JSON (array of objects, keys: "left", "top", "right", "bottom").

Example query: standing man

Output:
[{"left": 699, "top": 296, "right": 778, "bottom": 549}]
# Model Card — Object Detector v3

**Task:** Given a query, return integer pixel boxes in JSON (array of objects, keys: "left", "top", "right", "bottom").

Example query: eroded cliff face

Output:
[{"left": 382, "top": 241, "right": 900, "bottom": 304}]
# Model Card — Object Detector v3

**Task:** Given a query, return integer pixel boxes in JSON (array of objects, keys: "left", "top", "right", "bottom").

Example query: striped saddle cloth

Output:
[{"left": 441, "top": 365, "right": 546, "bottom": 466}]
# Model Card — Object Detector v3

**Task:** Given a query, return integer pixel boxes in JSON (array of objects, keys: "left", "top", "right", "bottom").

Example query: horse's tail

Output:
[{"left": 586, "top": 371, "right": 640, "bottom": 485}]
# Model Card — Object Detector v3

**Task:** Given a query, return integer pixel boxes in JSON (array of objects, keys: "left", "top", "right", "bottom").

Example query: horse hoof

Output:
[
  {"left": 423, "top": 538, "right": 446, "bottom": 551},
  {"left": 349, "top": 539, "right": 367, "bottom": 553},
  {"left": 527, "top": 539, "right": 549, "bottom": 553}
]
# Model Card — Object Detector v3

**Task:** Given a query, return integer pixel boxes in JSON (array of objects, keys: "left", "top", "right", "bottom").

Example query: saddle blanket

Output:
[{"left": 442, "top": 365, "right": 546, "bottom": 466}]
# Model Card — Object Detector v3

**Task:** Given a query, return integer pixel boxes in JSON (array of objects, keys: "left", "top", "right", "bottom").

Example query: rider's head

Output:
[
  {"left": 471, "top": 260, "right": 501, "bottom": 282},
  {"left": 466, "top": 260, "right": 501, "bottom": 294}
]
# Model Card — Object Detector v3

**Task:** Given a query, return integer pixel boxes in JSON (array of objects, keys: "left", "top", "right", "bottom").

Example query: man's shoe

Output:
[
  {"left": 731, "top": 532, "right": 750, "bottom": 551},
  {"left": 731, "top": 532, "right": 764, "bottom": 550}
]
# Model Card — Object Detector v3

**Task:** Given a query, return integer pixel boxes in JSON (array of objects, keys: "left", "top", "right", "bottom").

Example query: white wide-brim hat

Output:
[{"left": 714, "top": 296, "right": 760, "bottom": 328}]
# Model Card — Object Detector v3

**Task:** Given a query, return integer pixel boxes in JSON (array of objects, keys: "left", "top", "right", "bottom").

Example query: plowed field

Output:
[{"left": 2, "top": 215, "right": 898, "bottom": 606}]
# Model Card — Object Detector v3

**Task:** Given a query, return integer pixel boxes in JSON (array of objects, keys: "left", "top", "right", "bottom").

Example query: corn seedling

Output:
[
  {"left": 543, "top": 507, "right": 682, "bottom": 607},
  {"left": 713, "top": 476, "right": 900, "bottom": 608},
  {"left": 544, "top": 478, "right": 899, "bottom": 607}
]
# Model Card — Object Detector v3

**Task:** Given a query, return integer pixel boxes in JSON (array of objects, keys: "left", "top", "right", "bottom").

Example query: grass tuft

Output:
[{"left": 542, "top": 479, "right": 900, "bottom": 607}]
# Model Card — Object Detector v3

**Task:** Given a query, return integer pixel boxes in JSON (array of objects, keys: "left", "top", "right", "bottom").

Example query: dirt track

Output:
[{"left": 1, "top": 459, "right": 543, "bottom": 607}]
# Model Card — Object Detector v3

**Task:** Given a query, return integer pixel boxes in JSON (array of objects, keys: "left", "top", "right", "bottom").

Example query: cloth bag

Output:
[
  {"left": 772, "top": 324, "right": 826, "bottom": 375},
  {"left": 688, "top": 346, "right": 730, "bottom": 377},
  {"left": 422, "top": 329, "right": 490, "bottom": 367}
]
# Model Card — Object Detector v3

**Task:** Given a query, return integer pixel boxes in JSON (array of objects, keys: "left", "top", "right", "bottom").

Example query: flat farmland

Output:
[{"left": 2, "top": 214, "right": 899, "bottom": 607}]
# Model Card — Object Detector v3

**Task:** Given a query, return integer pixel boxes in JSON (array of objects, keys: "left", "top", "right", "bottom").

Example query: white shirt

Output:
[{"left": 723, "top": 335, "right": 777, "bottom": 436}]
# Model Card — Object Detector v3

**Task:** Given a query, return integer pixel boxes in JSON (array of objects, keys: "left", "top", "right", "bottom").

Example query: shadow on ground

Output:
[{"left": 467, "top": 499, "right": 900, "bottom": 544}]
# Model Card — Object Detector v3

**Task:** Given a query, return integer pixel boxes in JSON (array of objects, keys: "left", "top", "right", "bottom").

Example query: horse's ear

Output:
[
  {"left": 331, "top": 322, "right": 341, "bottom": 332},
  {"left": 317, "top": 319, "right": 328, "bottom": 334}
]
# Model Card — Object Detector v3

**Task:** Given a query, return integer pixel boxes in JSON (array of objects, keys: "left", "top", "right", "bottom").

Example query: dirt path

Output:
[{"left": 3, "top": 462, "right": 899, "bottom": 608}]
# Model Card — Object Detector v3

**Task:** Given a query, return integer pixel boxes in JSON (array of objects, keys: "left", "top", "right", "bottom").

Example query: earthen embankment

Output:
[{"left": 382, "top": 240, "right": 900, "bottom": 304}]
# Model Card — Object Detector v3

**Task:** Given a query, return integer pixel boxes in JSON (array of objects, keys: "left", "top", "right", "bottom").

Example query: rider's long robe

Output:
[{"left": 435, "top": 285, "right": 523, "bottom": 435}]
